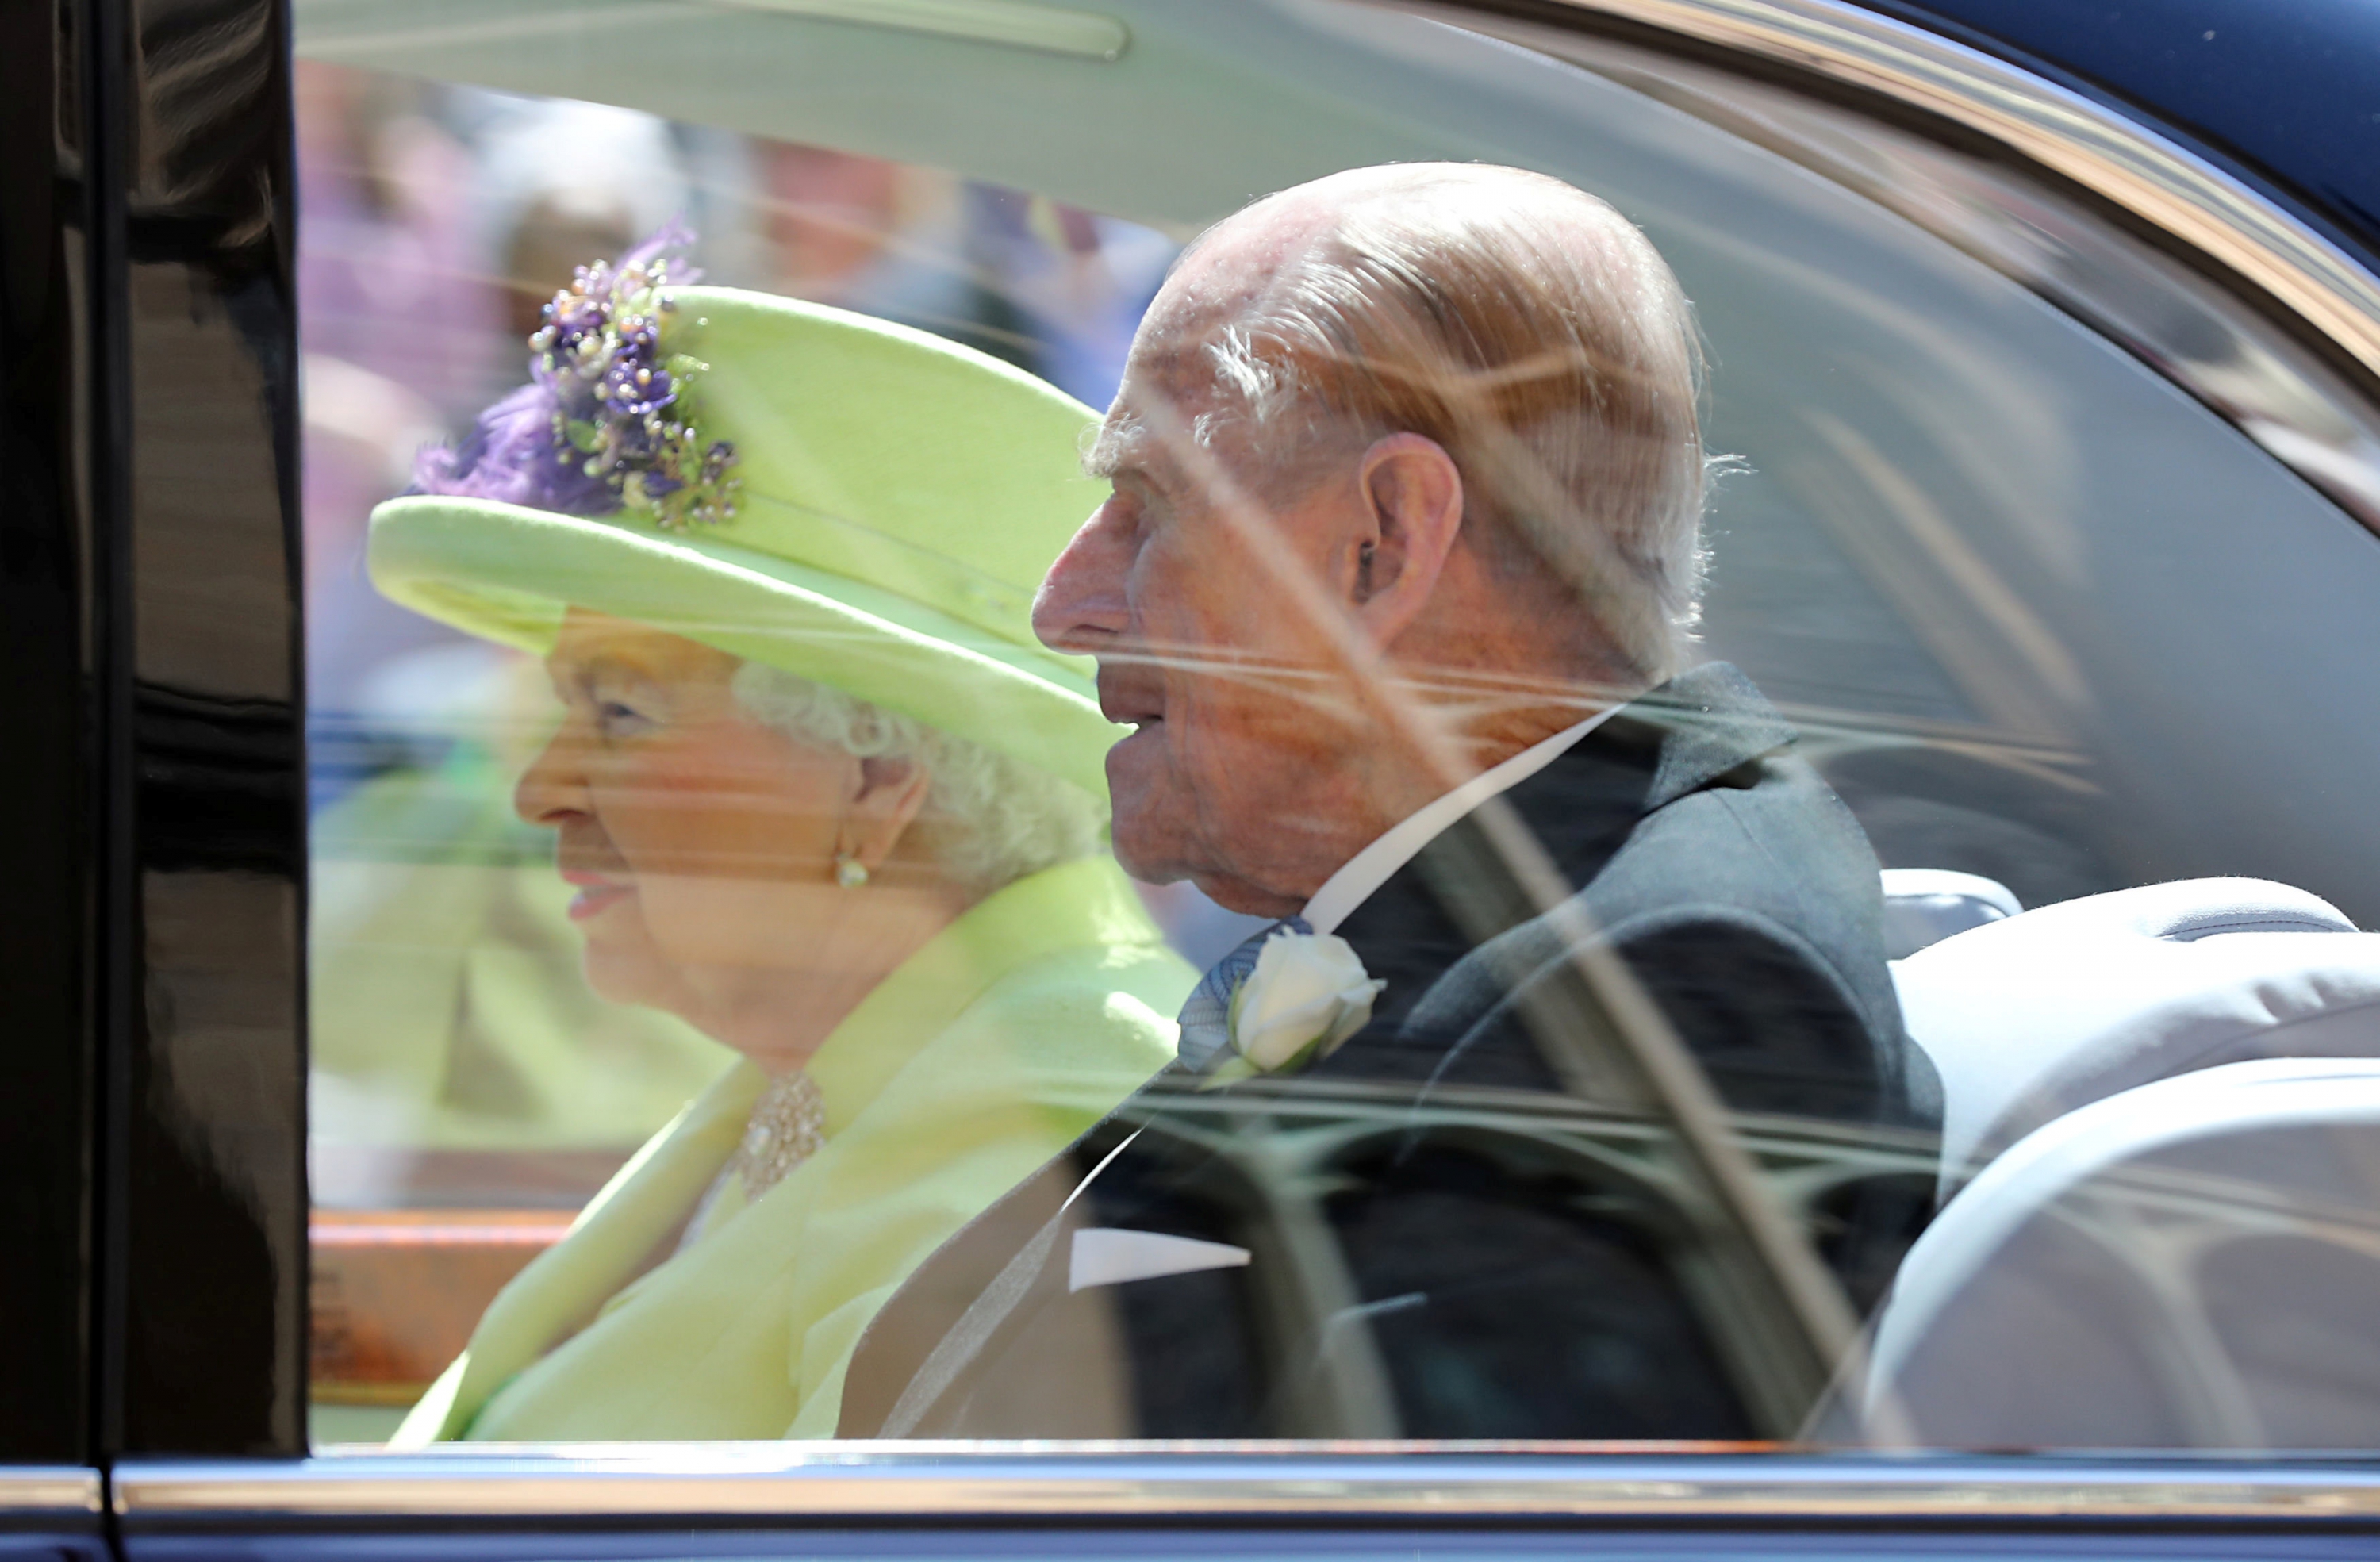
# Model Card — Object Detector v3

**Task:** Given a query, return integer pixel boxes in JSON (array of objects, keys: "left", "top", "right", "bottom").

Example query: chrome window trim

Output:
[
  {"left": 1413, "top": 0, "right": 2380, "bottom": 530},
  {"left": 1527, "top": 0, "right": 2380, "bottom": 377},
  {"left": 115, "top": 1451, "right": 2380, "bottom": 1522},
  {"left": 0, "top": 1468, "right": 102, "bottom": 1518}
]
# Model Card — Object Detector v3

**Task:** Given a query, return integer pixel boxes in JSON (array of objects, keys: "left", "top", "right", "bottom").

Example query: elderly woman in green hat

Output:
[{"left": 371, "top": 231, "right": 1192, "bottom": 1442}]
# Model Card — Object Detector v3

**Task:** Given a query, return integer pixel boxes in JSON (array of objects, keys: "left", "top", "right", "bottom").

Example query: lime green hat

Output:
[{"left": 367, "top": 255, "right": 1119, "bottom": 797}]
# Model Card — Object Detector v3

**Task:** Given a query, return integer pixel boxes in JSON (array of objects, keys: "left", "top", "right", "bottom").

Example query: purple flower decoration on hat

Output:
[{"left": 409, "top": 222, "right": 741, "bottom": 532}]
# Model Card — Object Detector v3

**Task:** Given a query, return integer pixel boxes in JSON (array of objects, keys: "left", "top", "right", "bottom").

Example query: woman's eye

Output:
[{"left": 594, "top": 698, "right": 654, "bottom": 735}]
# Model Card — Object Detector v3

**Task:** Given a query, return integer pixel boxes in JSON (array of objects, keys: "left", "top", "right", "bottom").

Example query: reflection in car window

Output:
[{"left": 298, "top": 0, "right": 2380, "bottom": 1453}]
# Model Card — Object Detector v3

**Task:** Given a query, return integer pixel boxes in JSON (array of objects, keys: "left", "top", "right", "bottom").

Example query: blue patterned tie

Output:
[{"left": 1175, "top": 915, "right": 1311, "bottom": 1071}]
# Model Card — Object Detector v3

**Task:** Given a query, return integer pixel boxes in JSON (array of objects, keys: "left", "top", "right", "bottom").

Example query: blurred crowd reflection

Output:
[{"left": 298, "top": 61, "right": 1219, "bottom": 1202}]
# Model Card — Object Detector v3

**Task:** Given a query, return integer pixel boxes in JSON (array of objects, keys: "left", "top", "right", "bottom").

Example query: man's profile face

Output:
[{"left": 1033, "top": 331, "right": 1359, "bottom": 915}]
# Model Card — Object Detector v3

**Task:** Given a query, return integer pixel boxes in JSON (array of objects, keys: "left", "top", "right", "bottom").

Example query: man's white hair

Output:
[
  {"left": 1184, "top": 164, "right": 1710, "bottom": 681},
  {"left": 729, "top": 661, "right": 1105, "bottom": 892}
]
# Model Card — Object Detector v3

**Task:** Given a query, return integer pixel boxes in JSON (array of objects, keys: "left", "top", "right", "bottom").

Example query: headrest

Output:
[
  {"left": 1863, "top": 1058, "right": 2380, "bottom": 1448},
  {"left": 1879, "top": 868, "right": 2021, "bottom": 958},
  {"left": 1891, "top": 877, "right": 2380, "bottom": 1197}
]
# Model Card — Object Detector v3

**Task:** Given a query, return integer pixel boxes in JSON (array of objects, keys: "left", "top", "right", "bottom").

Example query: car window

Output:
[{"left": 292, "top": 0, "right": 2380, "bottom": 1454}]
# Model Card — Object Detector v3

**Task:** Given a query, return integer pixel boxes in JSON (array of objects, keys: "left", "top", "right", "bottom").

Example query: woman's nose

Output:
[
  {"left": 514, "top": 719, "right": 589, "bottom": 827},
  {"left": 1031, "top": 501, "right": 1135, "bottom": 655}
]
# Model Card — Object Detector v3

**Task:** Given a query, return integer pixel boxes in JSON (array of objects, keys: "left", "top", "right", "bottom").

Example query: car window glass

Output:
[{"left": 294, "top": 0, "right": 2380, "bottom": 1453}]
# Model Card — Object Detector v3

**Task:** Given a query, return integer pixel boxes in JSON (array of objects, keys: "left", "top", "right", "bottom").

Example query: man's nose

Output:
[
  {"left": 1031, "top": 501, "right": 1135, "bottom": 655},
  {"left": 514, "top": 716, "right": 590, "bottom": 828}
]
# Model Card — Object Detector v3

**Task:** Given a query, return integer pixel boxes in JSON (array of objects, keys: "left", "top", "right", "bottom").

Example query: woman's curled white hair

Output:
[{"left": 730, "top": 661, "right": 1105, "bottom": 891}]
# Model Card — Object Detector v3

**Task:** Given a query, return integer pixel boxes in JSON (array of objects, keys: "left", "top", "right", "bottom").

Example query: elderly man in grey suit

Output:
[{"left": 838, "top": 163, "right": 1937, "bottom": 1441}]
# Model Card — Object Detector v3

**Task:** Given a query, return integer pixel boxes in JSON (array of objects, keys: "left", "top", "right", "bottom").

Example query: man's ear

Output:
[
  {"left": 839, "top": 754, "right": 935, "bottom": 872},
  {"left": 1349, "top": 432, "right": 1465, "bottom": 644}
]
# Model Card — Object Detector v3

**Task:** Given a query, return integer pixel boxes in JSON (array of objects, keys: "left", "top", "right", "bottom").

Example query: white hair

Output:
[
  {"left": 1174, "top": 165, "right": 1712, "bottom": 681},
  {"left": 729, "top": 660, "right": 1106, "bottom": 892}
]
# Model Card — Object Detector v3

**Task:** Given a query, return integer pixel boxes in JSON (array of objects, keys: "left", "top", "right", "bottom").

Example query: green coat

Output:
[{"left": 390, "top": 854, "right": 1192, "bottom": 1442}]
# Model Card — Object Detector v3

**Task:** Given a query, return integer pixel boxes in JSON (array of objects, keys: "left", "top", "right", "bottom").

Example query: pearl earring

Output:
[{"left": 834, "top": 853, "right": 870, "bottom": 889}]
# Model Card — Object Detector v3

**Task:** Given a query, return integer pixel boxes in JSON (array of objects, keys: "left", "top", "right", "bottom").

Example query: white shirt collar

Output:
[{"left": 1299, "top": 704, "right": 1623, "bottom": 935}]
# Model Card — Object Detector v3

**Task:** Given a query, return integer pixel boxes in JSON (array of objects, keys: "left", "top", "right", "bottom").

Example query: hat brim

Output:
[{"left": 368, "top": 493, "right": 1123, "bottom": 799}]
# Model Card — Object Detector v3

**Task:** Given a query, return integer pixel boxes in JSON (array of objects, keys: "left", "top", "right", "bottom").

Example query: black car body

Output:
[{"left": 7, "top": 0, "right": 2380, "bottom": 1555}]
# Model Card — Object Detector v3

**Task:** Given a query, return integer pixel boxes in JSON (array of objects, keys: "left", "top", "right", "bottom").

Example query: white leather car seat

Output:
[
  {"left": 1879, "top": 868, "right": 2022, "bottom": 959},
  {"left": 1888, "top": 877, "right": 2380, "bottom": 1200},
  {"left": 1860, "top": 1058, "right": 2380, "bottom": 1449}
]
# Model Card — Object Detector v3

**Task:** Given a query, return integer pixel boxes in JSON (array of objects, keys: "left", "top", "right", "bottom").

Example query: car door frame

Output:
[{"left": 56, "top": 0, "right": 2380, "bottom": 1548}]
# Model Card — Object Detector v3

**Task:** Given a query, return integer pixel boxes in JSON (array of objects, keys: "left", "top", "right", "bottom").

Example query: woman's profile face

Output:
[{"left": 516, "top": 608, "right": 862, "bottom": 1026}]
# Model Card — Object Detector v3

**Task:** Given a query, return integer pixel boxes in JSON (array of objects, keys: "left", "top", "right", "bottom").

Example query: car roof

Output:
[{"left": 1858, "top": 0, "right": 2380, "bottom": 273}]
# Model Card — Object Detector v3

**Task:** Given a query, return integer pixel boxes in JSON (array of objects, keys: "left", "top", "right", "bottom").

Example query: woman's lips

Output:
[
  {"left": 568, "top": 884, "right": 633, "bottom": 921},
  {"left": 562, "top": 872, "right": 635, "bottom": 922}
]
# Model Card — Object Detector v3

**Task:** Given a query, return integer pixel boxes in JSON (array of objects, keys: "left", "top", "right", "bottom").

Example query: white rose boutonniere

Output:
[{"left": 1207, "top": 929, "right": 1388, "bottom": 1086}]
